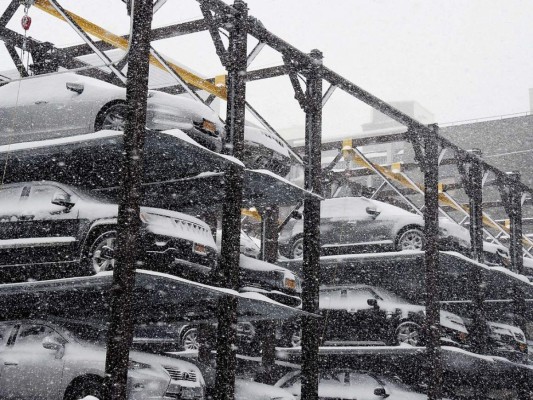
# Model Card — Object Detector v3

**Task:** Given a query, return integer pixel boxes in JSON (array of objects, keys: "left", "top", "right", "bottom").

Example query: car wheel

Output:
[
  {"left": 396, "top": 321, "right": 422, "bottom": 346},
  {"left": 396, "top": 228, "right": 424, "bottom": 251},
  {"left": 291, "top": 236, "right": 304, "bottom": 259},
  {"left": 95, "top": 103, "right": 127, "bottom": 131},
  {"left": 64, "top": 378, "right": 102, "bottom": 400},
  {"left": 181, "top": 328, "right": 199, "bottom": 351},
  {"left": 89, "top": 231, "right": 116, "bottom": 273}
]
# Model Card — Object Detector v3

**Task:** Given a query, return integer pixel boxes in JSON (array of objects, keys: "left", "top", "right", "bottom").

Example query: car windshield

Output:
[{"left": 67, "top": 186, "right": 115, "bottom": 203}]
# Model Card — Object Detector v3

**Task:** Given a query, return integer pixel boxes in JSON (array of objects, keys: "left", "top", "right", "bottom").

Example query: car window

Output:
[
  {"left": 319, "top": 287, "right": 379, "bottom": 309},
  {"left": 0, "top": 323, "right": 14, "bottom": 351},
  {"left": 320, "top": 197, "right": 371, "bottom": 219},
  {"left": 15, "top": 324, "right": 56, "bottom": 349},
  {"left": 0, "top": 186, "right": 24, "bottom": 216},
  {"left": 21, "top": 185, "right": 68, "bottom": 216}
]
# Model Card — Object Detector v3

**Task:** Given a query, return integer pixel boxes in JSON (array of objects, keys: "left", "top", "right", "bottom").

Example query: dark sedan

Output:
[
  {"left": 280, "top": 285, "right": 468, "bottom": 348},
  {"left": 0, "top": 181, "right": 218, "bottom": 283}
]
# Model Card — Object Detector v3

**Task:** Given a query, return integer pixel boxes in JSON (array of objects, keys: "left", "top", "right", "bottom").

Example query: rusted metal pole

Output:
[
  {"left": 103, "top": 0, "right": 153, "bottom": 399},
  {"left": 301, "top": 49, "right": 323, "bottom": 400},
  {"left": 214, "top": 1, "right": 247, "bottom": 399},
  {"left": 423, "top": 124, "right": 443, "bottom": 400}
]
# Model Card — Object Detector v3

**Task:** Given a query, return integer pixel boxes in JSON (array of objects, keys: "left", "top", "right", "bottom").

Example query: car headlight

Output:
[{"left": 128, "top": 359, "right": 151, "bottom": 370}]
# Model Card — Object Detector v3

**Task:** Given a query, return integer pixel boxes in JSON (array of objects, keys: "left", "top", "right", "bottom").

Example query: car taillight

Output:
[
  {"left": 193, "top": 243, "right": 207, "bottom": 255},
  {"left": 284, "top": 278, "right": 296, "bottom": 290},
  {"left": 202, "top": 119, "right": 217, "bottom": 135}
]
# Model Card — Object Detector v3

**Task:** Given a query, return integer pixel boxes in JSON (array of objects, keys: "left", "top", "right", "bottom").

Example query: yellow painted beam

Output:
[
  {"left": 34, "top": 0, "right": 227, "bottom": 99},
  {"left": 345, "top": 150, "right": 533, "bottom": 248}
]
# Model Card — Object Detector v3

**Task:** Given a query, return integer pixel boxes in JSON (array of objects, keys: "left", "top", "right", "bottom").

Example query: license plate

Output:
[{"left": 193, "top": 243, "right": 207, "bottom": 255}]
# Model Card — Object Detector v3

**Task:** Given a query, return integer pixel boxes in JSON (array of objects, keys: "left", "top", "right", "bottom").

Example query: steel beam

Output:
[
  {"left": 214, "top": 1, "right": 248, "bottom": 399},
  {"left": 423, "top": 124, "right": 442, "bottom": 400},
  {"left": 103, "top": 0, "right": 153, "bottom": 399},
  {"left": 300, "top": 49, "right": 323, "bottom": 400}
]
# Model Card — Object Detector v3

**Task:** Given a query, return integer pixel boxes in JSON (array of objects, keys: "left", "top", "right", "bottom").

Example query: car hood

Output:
[{"left": 235, "top": 379, "right": 294, "bottom": 400}]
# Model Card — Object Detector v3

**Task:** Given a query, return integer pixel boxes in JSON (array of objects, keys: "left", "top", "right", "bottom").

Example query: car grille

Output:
[
  {"left": 163, "top": 366, "right": 197, "bottom": 382},
  {"left": 174, "top": 219, "right": 211, "bottom": 240}
]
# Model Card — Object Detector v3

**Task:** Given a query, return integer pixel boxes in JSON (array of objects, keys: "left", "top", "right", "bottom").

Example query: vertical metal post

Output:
[
  {"left": 423, "top": 124, "right": 442, "bottom": 400},
  {"left": 505, "top": 172, "right": 528, "bottom": 356},
  {"left": 103, "top": 0, "right": 153, "bottom": 399},
  {"left": 258, "top": 205, "right": 279, "bottom": 382},
  {"left": 260, "top": 205, "right": 279, "bottom": 263},
  {"left": 467, "top": 150, "right": 488, "bottom": 356},
  {"left": 301, "top": 49, "right": 323, "bottom": 400},
  {"left": 215, "top": 1, "right": 247, "bottom": 400},
  {"left": 507, "top": 172, "right": 524, "bottom": 276}
]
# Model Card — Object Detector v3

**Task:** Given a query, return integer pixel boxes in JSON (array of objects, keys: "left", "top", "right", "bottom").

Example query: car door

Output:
[
  {"left": 321, "top": 197, "right": 378, "bottom": 248},
  {"left": 0, "top": 184, "right": 29, "bottom": 267},
  {"left": 15, "top": 184, "right": 81, "bottom": 266},
  {"left": 0, "top": 323, "right": 65, "bottom": 400}
]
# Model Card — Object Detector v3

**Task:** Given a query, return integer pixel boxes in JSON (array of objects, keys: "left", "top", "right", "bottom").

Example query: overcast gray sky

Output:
[{"left": 1, "top": 0, "right": 532, "bottom": 141}]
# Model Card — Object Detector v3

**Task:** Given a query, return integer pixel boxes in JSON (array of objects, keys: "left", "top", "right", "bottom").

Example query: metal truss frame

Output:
[{"left": 1, "top": 0, "right": 532, "bottom": 399}]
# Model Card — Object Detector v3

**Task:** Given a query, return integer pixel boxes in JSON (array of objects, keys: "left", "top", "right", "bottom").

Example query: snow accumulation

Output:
[
  {"left": 0, "top": 130, "right": 121, "bottom": 153},
  {"left": 443, "top": 251, "right": 532, "bottom": 284},
  {"left": 244, "top": 125, "right": 290, "bottom": 157}
]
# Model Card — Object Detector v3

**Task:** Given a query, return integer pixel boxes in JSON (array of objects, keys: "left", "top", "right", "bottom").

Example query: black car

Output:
[
  {"left": 279, "top": 285, "right": 468, "bottom": 348},
  {"left": 0, "top": 181, "right": 218, "bottom": 283}
]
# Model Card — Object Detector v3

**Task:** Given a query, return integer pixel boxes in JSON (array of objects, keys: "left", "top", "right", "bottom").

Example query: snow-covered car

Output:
[
  {"left": 235, "top": 378, "right": 294, "bottom": 400},
  {"left": 0, "top": 73, "right": 292, "bottom": 176},
  {"left": 216, "top": 229, "right": 261, "bottom": 259},
  {"left": 463, "top": 319, "right": 528, "bottom": 361},
  {"left": 275, "top": 369, "right": 428, "bottom": 399},
  {"left": 0, "top": 72, "right": 224, "bottom": 152},
  {"left": 280, "top": 285, "right": 468, "bottom": 348},
  {"left": 0, "top": 181, "right": 217, "bottom": 283},
  {"left": 279, "top": 196, "right": 472, "bottom": 259},
  {"left": 0, "top": 319, "right": 206, "bottom": 399},
  {"left": 242, "top": 124, "right": 292, "bottom": 177}
]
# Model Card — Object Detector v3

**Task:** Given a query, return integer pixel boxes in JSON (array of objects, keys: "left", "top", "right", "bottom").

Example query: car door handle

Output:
[
  {"left": 34, "top": 100, "right": 48, "bottom": 105},
  {"left": 4, "top": 362, "right": 18, "bottom": 366}
]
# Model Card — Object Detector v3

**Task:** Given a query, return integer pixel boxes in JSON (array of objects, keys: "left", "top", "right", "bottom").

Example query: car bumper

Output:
[
  {"left": 146, "top": 109, "right": 222, "bottom": 152},
  {"left": 141, "top": 233, "right": 217, "bottom": 281}
]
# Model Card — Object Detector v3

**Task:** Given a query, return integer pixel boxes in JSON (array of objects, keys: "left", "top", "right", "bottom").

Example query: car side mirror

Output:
[
  {"left": 290, "top": 210, "right": 303, "bottom": 220},
  {"left": 367, "top": 298, "right": 379, "bottom": 308},
  {"left": 66, "top": 82, "right": 84, "bottom": 94},
  {"left": 51, "top": 192, "right": 75, "bottom": 209},
  {"left": 374, "top": 387, "right": 390, "bottom": 398},
  {"left": 366, "top": 206, "right": 381, "bottom": 219},
  {"left": 42, "top": 335, "right": 65, "bottom": 359}
]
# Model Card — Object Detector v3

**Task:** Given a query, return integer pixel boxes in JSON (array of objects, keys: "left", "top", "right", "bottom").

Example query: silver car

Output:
[
  {"left": 0, "top": 73, "right": 292, "bottom": 175},
  {"left": 276, "top": 369, "right": 429, "bottom": 399},
  {"left": 0, "top": 72, "right": 224, "bottom": 152},
  {"left": 279, "top": 196, "right": 470, "bottom": 259},
  {"left": 0, "top": 319, "right": 205, "bottom": 400}
]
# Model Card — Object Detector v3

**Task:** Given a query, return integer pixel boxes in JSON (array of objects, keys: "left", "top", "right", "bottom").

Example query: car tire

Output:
[
  {"left": 64, "top": 378, "right": 103, "bottom": 400},
  {"left": 395, "top": 321, "right": 423, "bottom": 346},
  {"left": 95, "top": 103, "right": 127, "bottom": 131},
  {"left": 396, "top": 227, "right": 425, "bottom": 251},
  {"left": 181, "top": 328, "right": 200, "bottom": 351},
  {"left": 290, "top": 236, "right": 304, "bottom": 259},
  {"left": 88, "top": 231, "right": 117, "bottom": 273}
]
